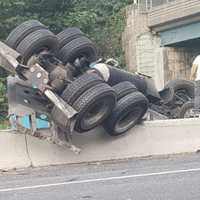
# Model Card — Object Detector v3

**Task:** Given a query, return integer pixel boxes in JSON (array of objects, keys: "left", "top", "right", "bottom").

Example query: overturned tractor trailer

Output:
[{"left": 0, "top": 20, "right": 195, "bottom": 152}]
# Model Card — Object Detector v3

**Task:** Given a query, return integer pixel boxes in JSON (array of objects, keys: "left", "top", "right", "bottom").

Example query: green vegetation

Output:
[
  {"left": 0, "top": 0, "right": 133, "bottom": 122},
  {"left": 0, "top": 121, "right": 10, "bottom": 130},
  {"left": 0, "top": 71, "right": 8, "bottom": 123}
]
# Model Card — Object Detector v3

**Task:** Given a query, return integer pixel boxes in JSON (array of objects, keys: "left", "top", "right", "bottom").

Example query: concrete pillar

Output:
[
  {"left": 122, "top": 5, "right": 149, "bottom": 72},
  {"left": 122, "top": 5, "right": 165, "bottom": 90}
]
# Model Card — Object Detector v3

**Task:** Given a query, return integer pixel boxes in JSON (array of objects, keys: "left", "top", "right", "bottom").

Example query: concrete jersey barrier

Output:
[{"left": 1, "top": 118, "right": 200, "bottom": 170}]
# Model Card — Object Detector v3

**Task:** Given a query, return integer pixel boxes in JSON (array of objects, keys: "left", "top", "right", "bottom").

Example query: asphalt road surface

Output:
[{"left": 1, "top": 153, "right": 200, "bottom": 200}]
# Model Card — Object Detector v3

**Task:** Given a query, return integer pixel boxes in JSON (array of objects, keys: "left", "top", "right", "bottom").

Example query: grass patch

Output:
[{"left": 0, "top": 121, "right": 10, "bottom": 130}]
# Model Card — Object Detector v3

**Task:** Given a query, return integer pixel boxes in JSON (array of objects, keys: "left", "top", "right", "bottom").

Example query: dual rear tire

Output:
[
  {"left": 6, "top": 20, "right": 59, "bottom": 64},
  {"left": 6, "top": 20, "right": 97, "bottom": 65},
  {"left": 52, "top": 73, "right": 116, "bottom": 133},
  {"left": 56, "top": 28, "right": 97, "bottom": 64},
  {"left": 103, "top": 82, "right": 149, "bottom": 136}
]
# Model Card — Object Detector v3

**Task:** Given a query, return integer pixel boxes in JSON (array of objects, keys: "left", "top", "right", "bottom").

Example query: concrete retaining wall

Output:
[
  {"left": 1, "top": 118, "right": 200, "bottom": 170},
  {"left": 0, "top": 131, "right": 31, "bottom": 170}
]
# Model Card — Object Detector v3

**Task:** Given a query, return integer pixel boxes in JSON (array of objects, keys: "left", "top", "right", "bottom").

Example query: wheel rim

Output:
[
  {"left": 70, "top": 46, "right": 96, "bottom": 63},
  {"left": 80, "top": 96, "right": 114, "bottom": 131},
  {"left": 115, "top": 107, "right": 143, "bottom": 133}
]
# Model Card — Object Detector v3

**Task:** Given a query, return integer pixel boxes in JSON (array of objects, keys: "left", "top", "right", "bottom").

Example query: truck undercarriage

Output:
[{"left": 0, "top": 20, "right": 195, "bottom": 153}]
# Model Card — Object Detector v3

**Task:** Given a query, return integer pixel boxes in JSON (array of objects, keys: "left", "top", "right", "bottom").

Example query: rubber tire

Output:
[
  {"left": 112, "top": 81, "right": 138, "bottom": 100},
  {"left": 103, "top": 91, "right": 148, "bottom": 136},
  {"left": 61, "top": 73, "right": 103, "bottom": 105},
  {"left": 57, "top": 27, "right": 84, "bottom": 49},
  {"left": 72, "top": 83, "right": 116, "bottom": 132},
  {"left": 178, "top": 101, "right": 194, "bottom": 118},
  {"left": 16, "top": 29, "right": 59, "bottom": 64},
  {"left": 57, "top": 36, "right": 97, "bottom": 64},
  {"left": 107, "top": 66, "right": 147, "bottom": 94},
  {"left": 6, "top": 20, "right": 47, "bottom": 49},
  {"left": 164, "top": 79, "right": 195, "bottom": 105}
]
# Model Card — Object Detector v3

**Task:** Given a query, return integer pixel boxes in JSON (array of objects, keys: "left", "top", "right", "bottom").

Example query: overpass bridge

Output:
[
  {"left": 148, "top": 0, "right": 200, "bottom": 46},
  {"left": 123, "top": 0, "right": 200, "bottom": 89}
]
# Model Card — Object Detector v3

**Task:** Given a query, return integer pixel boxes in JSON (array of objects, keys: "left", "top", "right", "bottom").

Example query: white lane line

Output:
[{"left": 1, "top": 167, "right": 200, "bottom": 193}]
